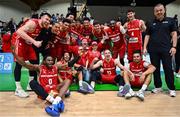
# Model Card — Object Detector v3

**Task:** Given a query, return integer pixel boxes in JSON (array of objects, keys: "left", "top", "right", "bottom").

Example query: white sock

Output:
[
  {"left": 141, "top": 84, "right": 147, "bottom": 91},
  {"left": 119, "top": 86, "right": 123, "bottom": 91},
  {"left": 15, "top": 82, "right": 22, "bottom": 90},
  {"left": 46, "top": 95, "right": 55, "bottom": 103},
  {"left": 90, "top": 81, "right": 95, "bottom": 88},
  {"left": 52, "top": 96, "right": 62, "bottom": 105},
  {"left": 79, "top": 80, "right": 83, "bottom": 87}
]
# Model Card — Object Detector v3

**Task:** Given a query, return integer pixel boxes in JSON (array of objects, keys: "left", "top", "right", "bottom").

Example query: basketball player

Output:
[
  {"left": 90, "top": 49, "right": 133, "bottom": 95},
  {"left": 12, "top": 47, "right": 81, "bottom": 116},
  {"left": 124, "top": 9, "right": 146, "bottom": 62},
  {"left": 105, "top": 20, "right": 126, "bottom": 65},
  {"left": 11, "top": 12, "right": 51, "bottom": 98},
  {"left": 123, "top": 50, "right": 155, "bottom": 101}
]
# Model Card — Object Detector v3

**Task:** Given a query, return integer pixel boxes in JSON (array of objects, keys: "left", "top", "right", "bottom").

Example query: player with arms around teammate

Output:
[
  {"left": 11, "top": 12, "right": 51, "bottom": 98},
  {"left": 90, "top": 49, "right": 133, "bottom": 95},
  {"left": 123, "top": 50, "right": 156, "bottom": 101}
]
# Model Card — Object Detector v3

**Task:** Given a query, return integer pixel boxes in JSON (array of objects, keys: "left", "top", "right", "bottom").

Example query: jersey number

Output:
[{"left": 48, "top": 79, "right": 52, "bottom": 85}]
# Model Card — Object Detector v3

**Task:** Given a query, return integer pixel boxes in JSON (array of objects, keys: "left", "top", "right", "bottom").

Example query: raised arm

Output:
[{"left": 56, "top": 55, "right": 81, "bottom": 70}]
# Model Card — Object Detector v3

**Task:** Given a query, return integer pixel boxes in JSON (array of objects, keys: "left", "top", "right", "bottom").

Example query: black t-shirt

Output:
[
  {"left": 33, "top": 28, "right": 54, "bottom": 52},
  {"left": 146, "top": 17, "right": 177, "bottom": 52}
]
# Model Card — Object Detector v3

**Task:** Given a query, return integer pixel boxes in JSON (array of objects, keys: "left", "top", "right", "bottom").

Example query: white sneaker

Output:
[
  {"left": 15, "top": 89, "right": 29, "bottom": 98},
  {"left": 136, "top": 90, "right": 145, "bottom": 101},
  {"left": 169, "top": 90, "right": 176, "bottom": 97},
  {"left": 151, "top": 88, "right": 163, "bottom": 94},
  {"left": 125, "top": 89, "right": 135, "bottom": 99},
  {"left": 117, "top": 84, "right": 130, "bottom": 97}
]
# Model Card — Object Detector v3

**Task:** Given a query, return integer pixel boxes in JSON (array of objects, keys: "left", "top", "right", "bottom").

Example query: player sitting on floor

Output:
[
  {"left": 12, "top": 47, "right": 81, "bottom": 116},
  {"left": 90, "top": 49, "right": 133, "bottom": 95},
  {"left": 123, "top": 50, "right": 156, "bottom": 101}
]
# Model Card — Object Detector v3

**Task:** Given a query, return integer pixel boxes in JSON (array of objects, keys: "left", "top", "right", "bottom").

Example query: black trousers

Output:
[
  {"left": 91, "top": 70, "right": 125, "bottom": 86},
  {"left": 14, "top": 60, "right": 38, "bottom": 82},
  {"left": 149, "top": 51, "right": 175, "bottom": 90},
  {"left": 29, "top": 80, "right": 48, "bottom": 100}
]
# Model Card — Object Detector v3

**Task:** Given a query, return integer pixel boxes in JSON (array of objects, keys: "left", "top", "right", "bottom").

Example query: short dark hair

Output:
[
  {"left": 83, "top": 17, "right": 90, "bottom": 22},
  {"left": 133, "top": 50, "right": 141, "bottom": 55},
  {"left": 66, "top": 13, "right": 75, "bottom": 18},
  {"left": 40, "top": 12, "right": 51, "bottom": 18},
  {"left": 127, "top": 9, "right": 135, "bottom": 13},
  {"left": 93, "top": 20, "right": 100, "bottom": 25},
  {"left": 62, "top": 18, "right": 72, "bottom": 24}
]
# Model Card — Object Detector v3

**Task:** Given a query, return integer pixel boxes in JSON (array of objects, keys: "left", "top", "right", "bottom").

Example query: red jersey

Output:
[
  {"left": 12, "top": 19, "right": 41, "bottom": 45},
  {"left": 2, "top": 33, "right": 11, "bottom": 52},
  {"left": 130, "top": 60, "right": 150, "bottom": 77},
  {"left": 105, "top": 26, "right": 125, "bottom": 47},
  {"left": 69, "top": 29, "right": 82, "bottom": 45},
  {"left": 102, "top": 58, "right": 116, "bottom": 75},
  {"left": 74, "top": 24, "right": 83, "bottom": 34},
  {"left": 92, "top": 29, "right": 106, "bottom": 42},
  {"left": 77, "top": 51, "right": 89, "bottom": 67},
  {"left": 39, "top": 65, "right": 59, "bottom": 89},
  {"left": 58, "top": 60, "right": 73, "bottom": 81},
  {"left": 127, "top": 19, "right": 142, "bottom": 44},
  {"left": 81, "top": 25, "right": 93, "bottom": 37},
  {"left": 56, "top": 30, "right": 70, "bottom": 45},
  {"left": 87, "top": 50, "right": 101, "bottom": 67}
]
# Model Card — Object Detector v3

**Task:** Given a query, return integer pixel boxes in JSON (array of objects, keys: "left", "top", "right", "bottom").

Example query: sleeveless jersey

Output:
[
  {"left": 130, "top": 60, "right": 149, "bottom": 77},
  {"left": 55, "top": 30, "right": 70, "bottom": 45},
  {"left": 127, "top": 19, "right": 142, "bottom": 44},
  {"left": 12, "top": 19, "right": 41, "bottom": 45},
  {"left": 105, "top": 26, "right": 125, "bottom": 47},
  {"left": 81, "top": 25, "right": 93, "bottom": 37},
  {"left": 39, "top": 65, "right": 59, "bottom": 88},
  {"left": 102, "top": 58, "right": 116, "bottom": 75}
]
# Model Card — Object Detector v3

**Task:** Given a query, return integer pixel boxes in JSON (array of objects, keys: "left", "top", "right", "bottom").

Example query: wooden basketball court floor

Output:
[{"left": 0, "top": 91, "right": 179, "bottom": 117}]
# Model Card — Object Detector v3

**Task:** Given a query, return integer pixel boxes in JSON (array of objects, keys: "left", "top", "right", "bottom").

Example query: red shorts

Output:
[
  {"left": 101, "top": 74, "right": 116, "bottom": 84},
  {"left": 14, "top": 39, "right": 37, "bottom": 61},
  {"left": 130, "top": 76, "right": 143, "bottom": 87},
  {"left": 127, "top": 43, "right": 142, "bottom": 61},
  {"left": 50, "top": 44, "right": 69, "bottom": 60},
  {"left": 112, "top": 44, "right": 126, "bottom": 59}
]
